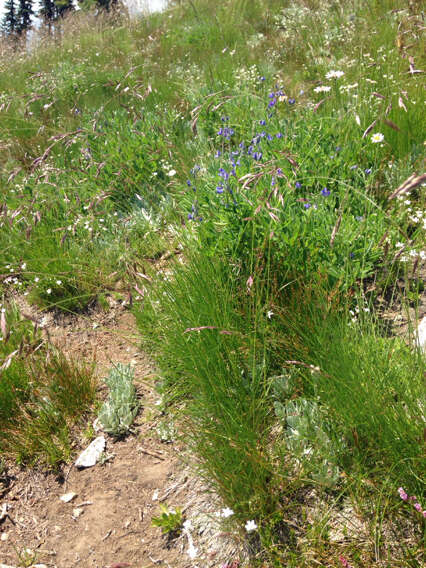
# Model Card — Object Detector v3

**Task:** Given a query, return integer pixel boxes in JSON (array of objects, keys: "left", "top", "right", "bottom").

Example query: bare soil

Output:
[{"left": 0, "top": 298, "right": 242, "bottom": 568}]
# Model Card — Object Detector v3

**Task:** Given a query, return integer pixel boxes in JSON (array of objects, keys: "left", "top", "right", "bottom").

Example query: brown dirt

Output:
[{"left": 0, "top": 297, "right": 243, "bottom": 568}]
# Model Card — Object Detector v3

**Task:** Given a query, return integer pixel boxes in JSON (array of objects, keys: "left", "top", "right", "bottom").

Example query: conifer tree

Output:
[
  {"left": 2, "top": 0, "right": 18, "bottom": 34},
  {"left": 54, "top": 0, "right": 74, "bottom": 18},
  {"left": 16, "top": 0, "right": 34, "bottom": 34},
  {"left": 39, "top": 0, "right": 56, "bottom": 27}
]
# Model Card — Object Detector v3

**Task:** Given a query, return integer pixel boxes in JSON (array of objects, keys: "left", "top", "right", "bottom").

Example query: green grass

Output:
[
  {"left": 0, "top": 0, "right": 425, "bottom": 564},
  {"left": 0, "top": 301, "right": 97, "bottom": 467}
]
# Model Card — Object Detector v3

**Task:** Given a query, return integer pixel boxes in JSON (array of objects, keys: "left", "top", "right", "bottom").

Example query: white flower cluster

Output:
[{"left": 326, "top": 70, "right": 344, "bottom": 79}]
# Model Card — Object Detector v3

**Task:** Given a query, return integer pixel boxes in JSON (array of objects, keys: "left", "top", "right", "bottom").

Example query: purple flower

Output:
[
  {"left": 288, "top": 98, "right": 296, "bottom": 105},
  {"left": 186, "top": 180, "right": 192, "bottom": 186},
  {"left": 216, "top": 185, "right": 224, "bottom": 194},
  {"left": 188, "top": 213, "right": 193, "bottom": 220},
  {"left": 259, "top": 120, "right": 266, "bottom": 125},
  {"left": 268, "top": 92, "right": 275, "bottom": 98},
  {"left": 414, "top": 503, "right": 422, "bottom": 512},
  {"left": 276, "top": 132, "right": 283, "bottom": 139},
  {"left": 365, "top": 168, "right": 372, "bottom": 175},
  {"left": 260, "top": 76, "right": 265, "bottom": 81},
  {"left": 321, "top": 187, "right": 331, "bottom": 197},
  {"left": 398, "top": 487, "right": 408, "bottom": 501},
  {"left": 268, "top": 98, "right": 277, "bottom": 108},
  {"left": 350, "top": 165, "right": 358, "bottom": 170},
  {"left": 304, "top": 203, "right": 311, "bottom": 209},
  {"left": 215, "top": 150, "right": 221, "bottom": 158},
  {"left": 295, "top": 182, "right": 302, "bottom": 189}
]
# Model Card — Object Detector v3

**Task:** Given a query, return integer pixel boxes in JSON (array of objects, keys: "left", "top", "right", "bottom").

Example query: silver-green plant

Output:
[{"left": 98, "top": 363, "right": 139, "bottom": 437}]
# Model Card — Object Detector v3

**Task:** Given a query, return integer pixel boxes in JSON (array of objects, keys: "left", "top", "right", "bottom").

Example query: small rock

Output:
[
  {"left": 416, "top": 316, "right": 426, "bottom": 352},
  {"left": 30, "top": 565, "right": 48, "bottom": 568},
  {"left": 0, "top": 532, "right": 8, "bottom": 541},
  {"left": 72, "top": 508, "right": 84, "bottom": 519},
  {"left": 75, "top": 436, "right": 106, "bottom": 468},
  {"left": 0, "top": 564, "right": 17, "bottom": 568},
  {"left": 59, "top": 492, "right": 77, "bottom": 503}
]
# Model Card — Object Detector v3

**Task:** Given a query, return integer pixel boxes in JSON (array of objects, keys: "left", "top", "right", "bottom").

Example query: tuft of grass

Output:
[{"left": 0, "top": 302, "right": 96, "bottom": 467}]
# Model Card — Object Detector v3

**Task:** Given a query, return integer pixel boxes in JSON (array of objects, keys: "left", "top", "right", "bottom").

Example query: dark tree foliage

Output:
[
  {"left": 96, "top": 0, "right": 118, "bottom": 10},
  {"left": 16, "top": 0, "right": 34, "bottom": 34},
  {"left": 39, "top": 0, "right": 56, "bottom": 23},
  {"left": 2, "top": 0, "right": 19, "bottom": 34},
  {"left": 54, "top": 0, "right": 75, "bottom": 18}
]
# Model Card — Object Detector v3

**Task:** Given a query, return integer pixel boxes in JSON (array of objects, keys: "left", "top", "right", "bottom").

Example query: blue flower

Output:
[
  {"left": 295, "top": 181, "right": 302, "bottom": 189},
  {"left": 187, "top": 180, "right": 192, "bottom": 186},
  {"left": 304, "top": 203, "right": 311, "bottom": 209},
  {"left": 288, "top": 98, "right": 296, "bottom": 105},
  {"left": 216, "top": 185, "right": 224, "bottom": 194},
  {"left": 260, "top": 76, "right": 265, "bottom": 81},
  {"left": 365, "top": 168, "right": 372, "bottom": 175},
  {"left": 276, "top": 132, "right": 283, "bottom": 139},
  {"left": 215, "top": 150, "right": 221, "bottom": 158},
  {"left": 268, "top": 98, "right": 277, "bottom": 108},
  {"left": 321, "top": 187, "right": 331, "bottom": 197},
  {"left": 259, "top": 120, "right": 266, "bottom": 125}
]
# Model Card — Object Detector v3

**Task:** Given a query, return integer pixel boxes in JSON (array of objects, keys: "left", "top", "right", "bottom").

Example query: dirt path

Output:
[{"left": 0, "top": 300, "right": 242, "bottom": 568}]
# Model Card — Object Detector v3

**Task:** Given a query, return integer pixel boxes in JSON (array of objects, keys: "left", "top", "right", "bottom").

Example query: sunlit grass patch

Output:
[{"left": 0, "top": 301, "right": 96, "bottom": 467}]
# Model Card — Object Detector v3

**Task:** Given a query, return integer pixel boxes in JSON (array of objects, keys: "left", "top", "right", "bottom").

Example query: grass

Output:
[
  {"left": 0, "top": 300, "right": 97, "bottom": 467},
  {"left": 0, "top": 0, "right": 425, "bottom": 565}
]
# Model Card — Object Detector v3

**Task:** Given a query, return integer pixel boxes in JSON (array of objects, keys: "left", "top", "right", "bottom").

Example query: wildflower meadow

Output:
[{"left": 0, "top": 0, "right": 424, "bottom": 566}]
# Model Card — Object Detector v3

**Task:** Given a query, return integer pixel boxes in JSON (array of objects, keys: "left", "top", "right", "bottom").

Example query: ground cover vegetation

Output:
[{"left": 0, "top": 0, "right": 425, "bottom": 565}]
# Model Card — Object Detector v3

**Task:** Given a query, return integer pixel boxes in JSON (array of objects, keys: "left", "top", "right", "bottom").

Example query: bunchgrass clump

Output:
[{"left": 0, "top": 301, "right": 96, "bottom": 467}]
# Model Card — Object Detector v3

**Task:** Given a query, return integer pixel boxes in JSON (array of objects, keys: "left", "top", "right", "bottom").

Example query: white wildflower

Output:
[
  {"left": 314, "top": 86, "right": 331, "bottom": 93},
  {"left": 46, "top": 288, "right": 52, "bottom": 295},
  {"left": 326, "top": 70, "right": 344, "bottom": 79},
  {"left": 245, "top": 520, "right": 258, "bottom": 532},
  {"left": 221, "top": 507, "right": 234, "bottom": 518},
  {"left": 371, "top": 132, "right": 384, "bottom": 143},
  {"left": 167, "top": 169, "right": 177, "bottom": 177}
]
